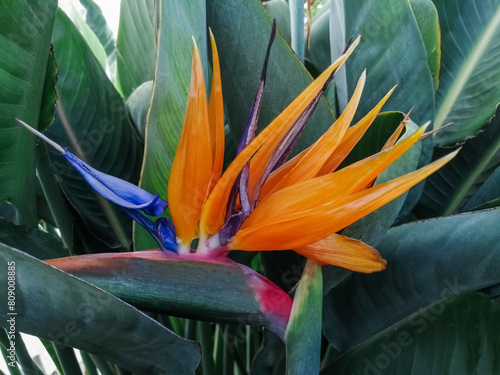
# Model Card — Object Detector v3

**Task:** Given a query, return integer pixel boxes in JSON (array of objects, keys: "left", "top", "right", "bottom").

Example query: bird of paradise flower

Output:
[
  {"left": 18, "top": 27, "right": 456, "bottom": 274},
  {"left": 17, "top": 25, "right": 458, "bottom": 337}
]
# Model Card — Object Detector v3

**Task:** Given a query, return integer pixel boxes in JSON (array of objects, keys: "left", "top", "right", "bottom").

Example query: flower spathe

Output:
[{"left": 19, "top": 32, "right": 458, "bottom": 273}]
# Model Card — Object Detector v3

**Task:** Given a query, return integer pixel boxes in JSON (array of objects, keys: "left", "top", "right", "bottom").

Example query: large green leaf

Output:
[
  {"left": 330, "top": 0, "right": 435, "bottom": 125},
  {"left": 0, "top": 0, "right": 58, "bottom": 226},
  {"left": 250, "top": 331, "right": 286, "bottom": 375},
  {"left": 115, "top": 0, "right": 156, "bottom": 98},
  {"left": 323, "top": 292, "right": 500, "bottom": 374},
  {"left": 46, "top": 9, "right": 142, "bottom": 249},
  {"left": 409, "top": 0, "right": 441, "bottom": 91},
  {"left": 63, "top": 1, "right": 108, "bottom": 70},
  {"left": 79, "top": 0, "right": 115, "bottom": 57},
  {"left": 208, "top": 0, "right": 335, "bottom": 152},
  {"left": 36, "top": 143, "right": 74, "bottom": 248},
  {"left": 136, "top": 0, "right": 207, "bottom": 250},
  {"left": 46, "top": 251, "right": 292, "bottom": 338},
  {"left": 416, "top": 108, "right": 500, "bottom": 217},
  {"left": 433, "top": 0, "right": 500, "bottom": 146},
  {"left": 0, "top": 245, "right": 200, "bottom": 374},
  {"left": 78, "top": 0, "right": 117, "bottom": 83},
  {"left": 324, "top": 208, "right": 500, "bottom": 350}
]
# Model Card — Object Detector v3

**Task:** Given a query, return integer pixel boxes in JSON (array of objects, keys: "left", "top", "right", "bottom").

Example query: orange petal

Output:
[
  {"left": 242, "top": 124, "right": 427, "bottom": 229},
  {"left": 261, "top": 86, "right": 395, "bottom": 199},
  {"left": 231, "top": 149, "right": 458, "bottom": 251},
  {"left": 168, "top": 42, "right": 212, "bottom": 246},
  {"left": 318, "top": 86, "right": 396, "bottom": 175},
  {"left": 208, "top": 30, "right": 225, "bottom": 192},
  {"left": 294, "top": 234, "right": 386, "bottom": 272},
  {"left": 199, "top": 36, "right": 360, "bottom": 236},
  {"left": 263, "top": 71, "right": 366, "bottom": 196}
]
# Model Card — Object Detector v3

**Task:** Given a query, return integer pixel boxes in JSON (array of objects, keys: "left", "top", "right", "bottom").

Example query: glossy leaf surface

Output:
[
  {"left": 0, "top": 245, "right": 201, "bottom": 375},
  {"left": 330, "top": 0, "right": 434, "bottom": 125},
  {"left": 417, "top": 108, "right": 500, "bottom": 217},
  {"left": 0, "top": 0, "right": 58, "bottom": 226},
  {"left": 116, "top": 0, "right": 156, "bottom": 98},
  {"left": 433, "top": 0, "right": 500, "bottom": 146},
  {"left": 324, "top": 208, "right": 500, "bottom": 350},
  {"left": 324, "top": 292, "right": 500, "bottom": 374}
]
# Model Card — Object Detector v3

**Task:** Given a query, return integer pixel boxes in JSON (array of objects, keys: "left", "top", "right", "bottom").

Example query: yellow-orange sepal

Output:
[{"left": 295, "top": 234, "right": 386, "bottom": 272}]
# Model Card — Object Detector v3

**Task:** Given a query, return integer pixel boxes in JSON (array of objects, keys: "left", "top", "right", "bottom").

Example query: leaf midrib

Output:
[
  {"left": 444, "top": 118, "right": 500, "bottom": 215},
  {"left": 434, "top": 4, "right": 500, "bottom": 130}
]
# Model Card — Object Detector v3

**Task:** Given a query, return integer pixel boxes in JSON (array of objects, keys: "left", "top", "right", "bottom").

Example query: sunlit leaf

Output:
[{"left": 115, "top": 0, "right": 156, "bottom": 98}]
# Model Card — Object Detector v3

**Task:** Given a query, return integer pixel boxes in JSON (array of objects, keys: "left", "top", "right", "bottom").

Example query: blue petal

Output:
[
  {"left": 124, "top": 209, "right": 178, "bottom": 252},
  {"left": 155, "top": 217, "right": 178, "bottom": 252},
  {"left": 63, "top": 150, "right": 168, "bottom": 216}
]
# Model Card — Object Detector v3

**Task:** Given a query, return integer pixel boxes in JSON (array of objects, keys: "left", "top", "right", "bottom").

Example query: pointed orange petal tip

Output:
[
  {"left": 208, "top": 29, "right": 225, "bottom": 192},
  {"left": 317, "top": 86, "right": 396, "bottom": 176},
  {"left": 294, "top": 234, "right": 386, "bottom": 273},
  {"left": 264, "top": 70, "right": 367, "bottom": 194},
  {"left": 168, "top": 40, "right": 212, "bottom": 246},
  {"left": 200, "top": 35, "right": 361, "bottom": 236}
]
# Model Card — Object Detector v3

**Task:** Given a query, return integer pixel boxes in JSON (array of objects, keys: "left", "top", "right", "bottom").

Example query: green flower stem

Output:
[
  {"left": 198, "top": 321, "right": 216, "bottom": 375},
  {"left": 39, "top": 338, "right": 63, "bottom": 375},
  {"left": 116, "top": 366, "right": 133, "bottom": 375},
  {"left": 11, "top": 333, "right": 43, "bottom": 375},
  {"left": 0, "top": 347, "right": 22, "bottom": 375},
  {"left": 223, "top": 325, "right": 235, "bottom": 375},
  {"left": 79, "top": 351, "right": 98, "bottom": 375},
  {"left": 186, "top": 319, "right": 197, "bottom": 341},
  {"left": 167, "top": 316, "right": 185, "bottom": 336},
  {"left": 214, "top": 324, "right": 224, "bottom": 374},
  {"left": 246, "top": 326, "right": 251, "bottom": 372},
  {"left": 0, "top": 330, "right": 22, "bottom": 375},
  {"left": 54, "top": 345, "right": 83, "bottom": 375},
  {"left": 89, "top": 354, "right": 115, "bottom": 375},
  {"left": 285, "top": 260, "right": 323, "bottom": 375}
]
